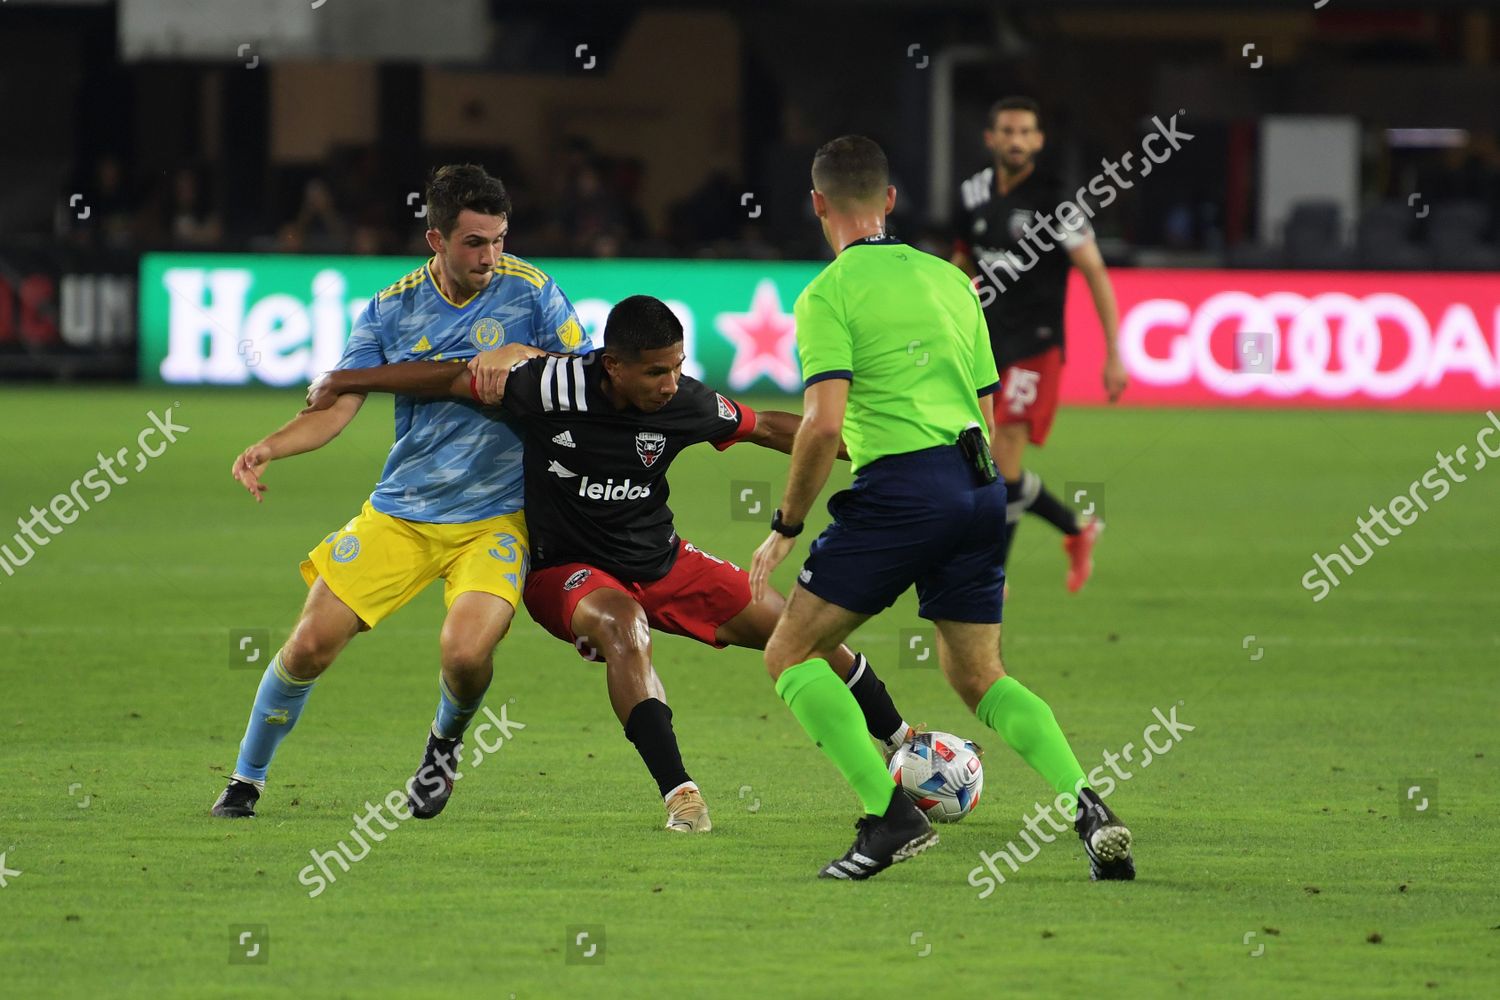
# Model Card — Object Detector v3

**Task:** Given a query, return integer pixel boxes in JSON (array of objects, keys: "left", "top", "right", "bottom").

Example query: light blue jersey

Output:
[{"left": 337, "top": 255, "right": 587, "bottom": 523}]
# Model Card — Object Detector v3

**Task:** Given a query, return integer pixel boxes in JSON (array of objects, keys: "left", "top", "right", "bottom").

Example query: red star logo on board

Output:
[{"left": 716, "top": 279, "right": 801, "bottom": 391}]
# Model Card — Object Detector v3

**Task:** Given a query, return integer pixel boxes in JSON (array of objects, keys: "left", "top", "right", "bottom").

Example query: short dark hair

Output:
[
  {"left": 603, "top": 295, "right": 683, "bottom": 360},
  {"left": 988, "top": 96, "right": 1042, "bottom": 130},
  {"left": 811, "top": 135, "right": 889, "bottom": 205},
  {"left": 425, "top": 164, "right": 511, "bottom": 237}
]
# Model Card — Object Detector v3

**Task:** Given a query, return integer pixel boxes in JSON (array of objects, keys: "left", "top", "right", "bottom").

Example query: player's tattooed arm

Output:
[{"left": 748, "top": 410, "right": 850, "bottom": 461}]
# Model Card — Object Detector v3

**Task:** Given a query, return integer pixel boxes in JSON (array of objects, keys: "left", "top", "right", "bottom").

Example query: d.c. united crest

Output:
[{"left": 635, "top": 431, "right": 667, "bottom": 467}]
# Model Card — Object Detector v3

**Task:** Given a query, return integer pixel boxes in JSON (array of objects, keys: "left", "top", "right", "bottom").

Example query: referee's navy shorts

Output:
[{"left": 798, "top": 443, "right": 1007, "bottom": 623}]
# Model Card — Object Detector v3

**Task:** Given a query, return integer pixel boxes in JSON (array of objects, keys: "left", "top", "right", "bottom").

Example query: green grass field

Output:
[{"left": 1, "top": 387, "right": 1495, "bottom": 998}]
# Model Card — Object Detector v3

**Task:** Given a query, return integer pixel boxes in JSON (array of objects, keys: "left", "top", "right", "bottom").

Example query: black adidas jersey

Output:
[
  {"left": 952, "top": 166, "right": 1092, "bottom": 369},
  {"left": 499, "top": 350, "right": 757, "bottom": 581}
]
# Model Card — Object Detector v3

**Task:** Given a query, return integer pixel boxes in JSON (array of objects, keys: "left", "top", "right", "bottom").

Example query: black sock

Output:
[
  {"left": 999, "top": 518, "right": 1019, "bottom": 569},
  {"left": 623, "top": 698, "right": 691, "bottom": 798},
  {"left": 1011, "top": 470, "right": 1079, "bottom": 536},
  {"left": 1028, "top": 482, "right": 1080, "bottom": 535},
  {"left": 844, "top": 653, "right": 908, "bottom": 745},
  {"left": 1001, "top": 477, "right": 1028, "bottom": 569}
]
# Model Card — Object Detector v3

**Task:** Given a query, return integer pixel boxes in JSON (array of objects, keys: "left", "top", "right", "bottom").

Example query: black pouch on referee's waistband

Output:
[{"left": 956, "top": 424, "right": 998, "bottom": 485}]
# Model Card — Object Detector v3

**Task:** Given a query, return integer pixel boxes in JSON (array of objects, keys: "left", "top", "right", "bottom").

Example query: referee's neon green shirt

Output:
[{"left": 794, "top": 237, "right": 1001, "bottom": 472}]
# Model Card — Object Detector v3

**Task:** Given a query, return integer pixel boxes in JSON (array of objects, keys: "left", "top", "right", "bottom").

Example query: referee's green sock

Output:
[
  {"left": 976, "top": 676, "right": 1088, "bottom": 806},
  {"left": 776, "top": 659, "right": 896, "bottom": 816}
]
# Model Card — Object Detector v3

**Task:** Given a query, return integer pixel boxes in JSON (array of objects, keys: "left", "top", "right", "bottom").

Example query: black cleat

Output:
[
  {"left": 1074, "top": 786, "right": 1135, "bottom": 880},
  {"left": 211, "top": 779, "right": 260, "bottom": 818},
  {"left": 407, "top": 732, "right": 464, "bottom": 819},
  {"left": 818, "top": 788, "right": 938, "bottom": 881}
]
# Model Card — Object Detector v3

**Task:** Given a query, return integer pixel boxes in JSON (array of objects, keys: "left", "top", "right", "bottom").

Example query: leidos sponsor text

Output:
[{"left": 577, "top": 477, "right": 652, "bottom": 501}]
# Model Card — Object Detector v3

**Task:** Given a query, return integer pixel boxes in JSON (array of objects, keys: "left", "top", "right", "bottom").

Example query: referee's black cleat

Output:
[
  {"left": 407, "top": 732, "right": 464, "bottom": 819},
  {"left": 210, "top": 778, "right": 260, "bottom": 818},
  {"left": 819, "top": 787, "right": 938, "bottom": 880},
  {"left": 1074, "top": 786, "right": 1135, "bottom": 880}
]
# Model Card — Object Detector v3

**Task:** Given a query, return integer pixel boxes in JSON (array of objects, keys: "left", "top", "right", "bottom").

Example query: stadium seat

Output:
[
  {"left": 1284, "top": 200, "right": 1355, "bottom": 269},
  {"left": 1356, "top": 200, "right": 1432, "bottom": 270},
  {"left": 1428, "top": 199, "right": 1500, "bottom": 269},
  {"left": 1225, "top": 241, "right": 1286, "bottom": 269}
]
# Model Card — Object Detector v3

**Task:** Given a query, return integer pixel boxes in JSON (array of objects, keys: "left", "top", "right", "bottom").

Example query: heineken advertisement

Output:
[{"left": 139, "top": 253, "right": 824, "bottom": 393}]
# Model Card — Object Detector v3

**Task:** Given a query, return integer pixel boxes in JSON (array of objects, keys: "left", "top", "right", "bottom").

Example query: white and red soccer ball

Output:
[{"left": 888, "top": 731, "right": 984, "bottom": 823}]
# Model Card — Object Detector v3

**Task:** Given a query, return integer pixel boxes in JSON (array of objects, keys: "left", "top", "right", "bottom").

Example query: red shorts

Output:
[
  {"left": 522, "top": 538, "right": 752, "bottom": 660},
  {"left": 994, "top": 347, "right": 1063, "bottom": 446}
]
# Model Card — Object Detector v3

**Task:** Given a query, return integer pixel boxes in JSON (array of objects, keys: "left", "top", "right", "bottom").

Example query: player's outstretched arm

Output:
[
  {"left": 303, "top": 361, "right": 472, "bottom": 411},
  {"left": 231, "top": 392, "right": 365, "bottom": 503},
  {"left": 303, "top": 344, "right": 547, "bottom": 411},
  {"left": 746, "top": 410, "right": 850, "bottom": 461},
  {"left": 469, "top": 343, "right": 548, "bottom": 404}
]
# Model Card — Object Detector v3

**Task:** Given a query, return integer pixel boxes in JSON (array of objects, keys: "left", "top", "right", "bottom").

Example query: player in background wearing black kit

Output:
[
  {"left": 951, "top": 97, "right": 1129, "bottom": 593},
  {"left": 305, "top": 295, "right": 917, "bottom": 833}
]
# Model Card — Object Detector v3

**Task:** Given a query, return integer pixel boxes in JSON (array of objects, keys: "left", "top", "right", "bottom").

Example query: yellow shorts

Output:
[{"left": 300, "top": 501, "right": 529, "bottom": 629}]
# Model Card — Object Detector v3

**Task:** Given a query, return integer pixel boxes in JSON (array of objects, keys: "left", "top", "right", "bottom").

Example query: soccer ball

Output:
[{"left": 888, "top": 731, "right": 983, "bottom": 823}]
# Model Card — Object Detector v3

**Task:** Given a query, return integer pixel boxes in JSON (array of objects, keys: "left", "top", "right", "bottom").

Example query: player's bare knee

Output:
[
  {"left": 947, "top": 658, "right": 1004, "bottom": 708},
  {"left": 585, "top": 605, "right": 645, "bottom": 659},
  {"left": 762, "top": 631, "right": 809, "bottom": 679},
  {"left": 602, "top": 615, "right": 651, "bottom": 658},
  {"left": 581, "top": 595, "right": 651, "bottom": 660},
  {"left": 439, "top": 642, "right": 494, "bottom": 682},
  {"left": 950, "top": 675, "right": 989, "bottom": 711},
  {"left": 280, "top": 630, "right": 339, "bottom": 679}
]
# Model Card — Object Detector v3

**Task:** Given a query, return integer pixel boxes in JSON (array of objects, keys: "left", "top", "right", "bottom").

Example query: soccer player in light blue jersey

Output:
[{"left": 212, "top": 165, "right": 586, "bottom": 820}]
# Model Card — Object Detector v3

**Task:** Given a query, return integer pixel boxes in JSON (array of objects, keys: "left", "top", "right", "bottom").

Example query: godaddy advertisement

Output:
[{"left": 138, "top": 254, "right": 820, "bottom": 393}]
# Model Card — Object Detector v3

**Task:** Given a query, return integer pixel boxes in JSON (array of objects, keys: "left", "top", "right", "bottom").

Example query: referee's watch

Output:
[{"left": 770, "top": 508, "right": 803, "bottom": 538}]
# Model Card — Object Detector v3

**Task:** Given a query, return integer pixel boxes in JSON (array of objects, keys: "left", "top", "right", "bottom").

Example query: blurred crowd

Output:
[
  {"left": 52, "top": 131, "right": 1500, "bottom": 265},
  {"left": 54, "top": 137, "right": 805, "bottom": 261}
]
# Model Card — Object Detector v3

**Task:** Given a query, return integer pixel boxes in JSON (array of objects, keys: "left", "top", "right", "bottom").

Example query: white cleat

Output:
[{"left": 665, "top": 787, "right": 712, "bottom": 832}]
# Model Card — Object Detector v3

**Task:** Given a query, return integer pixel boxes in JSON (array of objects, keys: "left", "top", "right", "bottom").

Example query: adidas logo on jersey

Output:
[
  {"left": 411, "top": 335, "right": 432, "bottom": 353},
  {"left": 552, "top": 430, "right": 576, "bottom": 448},
  {"left": 577, "top": 476, "right": 651, "bottom": 501}
]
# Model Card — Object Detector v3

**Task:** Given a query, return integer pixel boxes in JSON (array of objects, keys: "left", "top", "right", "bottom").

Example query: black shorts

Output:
[{"left": 798, "top": 444, "right": 1006, "bottom": 623}]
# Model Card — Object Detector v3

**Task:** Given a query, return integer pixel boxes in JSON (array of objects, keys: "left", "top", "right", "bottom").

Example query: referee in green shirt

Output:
[{"left": 749, "top": 136, "right": 1134, "bottom": 882}]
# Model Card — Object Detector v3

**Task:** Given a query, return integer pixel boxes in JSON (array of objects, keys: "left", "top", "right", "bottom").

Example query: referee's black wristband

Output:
[{"left": 770, "top": 508, "right": 803, "bottom": 537}]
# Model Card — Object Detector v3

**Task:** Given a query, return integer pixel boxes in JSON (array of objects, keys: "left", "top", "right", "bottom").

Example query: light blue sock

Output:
[
  {"left": 231, "top": 653, "right": 316, "bottom": 786},
  {"left": 432, "top": 675, "right": 486, "bottom": 740}
]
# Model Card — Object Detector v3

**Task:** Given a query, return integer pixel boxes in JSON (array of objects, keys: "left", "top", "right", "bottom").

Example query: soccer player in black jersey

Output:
[
  {"left": 305, "top": 295, "right": 916, "bottom": 833},
  {"left": 951, "top": 96, "right": 1128, "bottom": 593}
]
